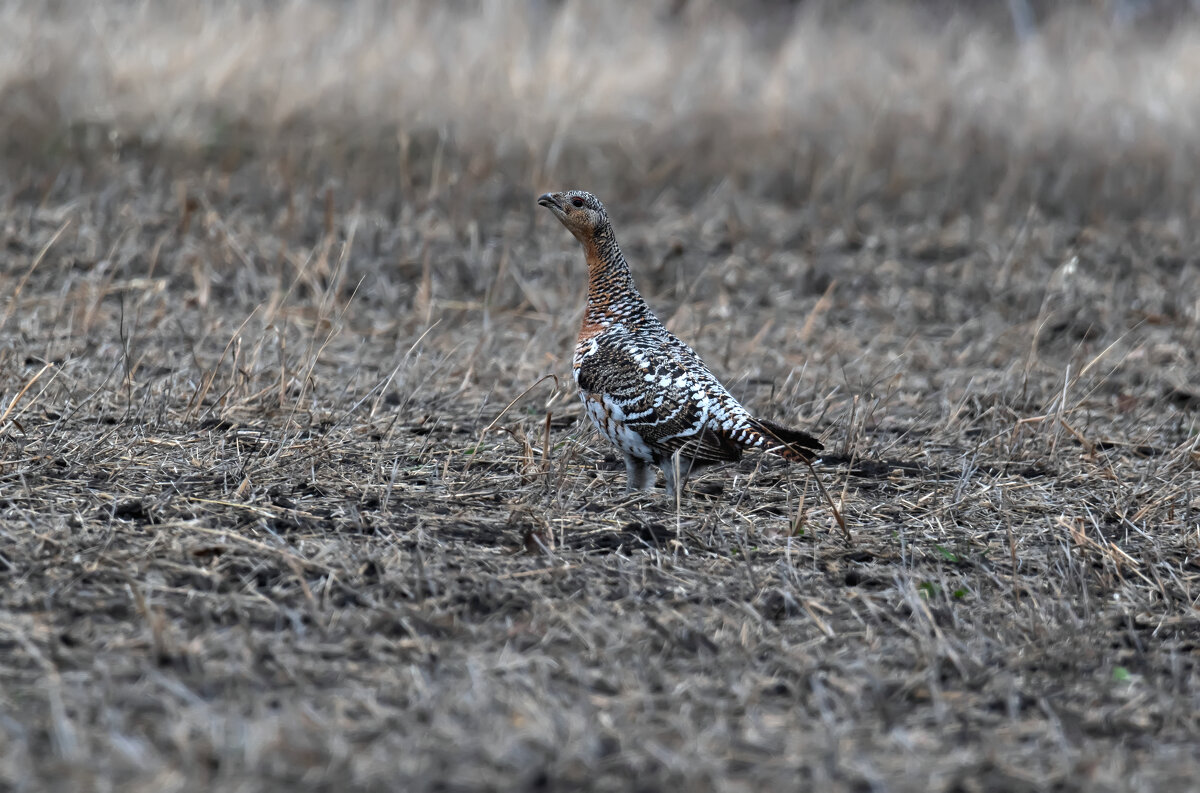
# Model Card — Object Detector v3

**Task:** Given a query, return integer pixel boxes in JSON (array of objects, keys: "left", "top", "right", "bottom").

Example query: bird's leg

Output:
[
  {"left": 661, "top": 452, "right": 694, "bottom": 498},
  {"left": 623, "top": 455, "right": 655, "bottom": 493}
]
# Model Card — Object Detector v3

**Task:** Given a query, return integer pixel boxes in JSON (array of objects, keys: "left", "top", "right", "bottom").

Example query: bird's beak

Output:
[{"left": 537, "top": 193, "right": 562, "bottom": 211}]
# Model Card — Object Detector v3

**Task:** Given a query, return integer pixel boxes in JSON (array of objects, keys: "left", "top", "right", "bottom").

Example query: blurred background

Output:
[{"left": 4, "top": 0, "right": 1200, "bottom": 218}]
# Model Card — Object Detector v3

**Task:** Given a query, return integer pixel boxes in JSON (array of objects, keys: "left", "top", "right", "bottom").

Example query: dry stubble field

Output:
[{"left": 1, "top": 2, "right": 1199, "bottom": 791}]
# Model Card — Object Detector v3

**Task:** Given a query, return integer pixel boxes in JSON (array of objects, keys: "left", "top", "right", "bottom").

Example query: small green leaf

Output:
[
  {"left": 1112, "top": 666, "right": 1131, "bottom": 682},
  {"left": 952, "top": 588, "right": 968, "bottom": 600},
  {"left": 917, "top": 581, "right": 939, "bottom": 598},
  {"left": 934, "top": 545, "right": 959, "bottom": 562}
]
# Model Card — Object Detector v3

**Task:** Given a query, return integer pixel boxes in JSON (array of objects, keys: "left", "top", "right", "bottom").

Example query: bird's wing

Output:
[{"left": 576, "top": 332, "right": 745, "bottom": 465}]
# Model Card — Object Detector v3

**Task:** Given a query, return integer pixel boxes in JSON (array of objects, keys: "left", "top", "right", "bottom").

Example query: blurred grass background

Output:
[{"left": 4, "top": 0, "right": 1200, "bottom": 218}]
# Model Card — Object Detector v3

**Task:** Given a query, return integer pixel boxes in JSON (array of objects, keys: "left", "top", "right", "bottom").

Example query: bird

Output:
[{"left": 537, "top": 189, "right": 823, "bottom": 496}]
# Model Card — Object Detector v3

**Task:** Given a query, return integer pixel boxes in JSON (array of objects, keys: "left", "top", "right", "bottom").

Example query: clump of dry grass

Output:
[{"left": 2, "top": 2, "right": 1200, "bottom": 791}]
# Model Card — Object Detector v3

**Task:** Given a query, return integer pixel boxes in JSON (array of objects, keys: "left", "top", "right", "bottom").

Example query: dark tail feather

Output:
[{"left": 752, "top": 417, "right": 823, "bottom": 462}]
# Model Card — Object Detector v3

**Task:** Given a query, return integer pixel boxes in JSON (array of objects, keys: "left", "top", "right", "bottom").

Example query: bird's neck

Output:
[{"left": 581, "top": 225, "right": 648, "bottom": 332}]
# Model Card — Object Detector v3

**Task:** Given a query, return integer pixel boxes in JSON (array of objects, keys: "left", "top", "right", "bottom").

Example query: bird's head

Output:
[{"left": 537, "top": 190, "right": 609, "bottom": 244}]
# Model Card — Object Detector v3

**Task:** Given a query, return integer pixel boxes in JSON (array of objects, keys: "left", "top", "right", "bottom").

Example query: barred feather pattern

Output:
[{"left": 540, "top": 189, "right": 822, "bottom": 494}]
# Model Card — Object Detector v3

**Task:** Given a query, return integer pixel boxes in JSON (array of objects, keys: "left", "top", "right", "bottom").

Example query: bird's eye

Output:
[{"left": 571, "top": 197, "right": 585, "bottom": 208}]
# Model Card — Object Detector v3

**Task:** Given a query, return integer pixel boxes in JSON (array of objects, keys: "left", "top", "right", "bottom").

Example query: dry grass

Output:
[
  {"left": 5, "top": 0, "right": 1200, "bottom": 214},
  {"left": 2, "top": 1, "right": 1200, "bottom": 791}
]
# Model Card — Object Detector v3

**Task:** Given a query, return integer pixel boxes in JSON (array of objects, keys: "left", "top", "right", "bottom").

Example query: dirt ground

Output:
[{"left": 2, "top": 2, "right": 1199, "bottom": 792}]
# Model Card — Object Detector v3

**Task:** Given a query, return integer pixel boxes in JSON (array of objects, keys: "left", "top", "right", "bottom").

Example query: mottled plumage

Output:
[{"left": 538, "top": 189, "right": 822, "bottom": 495}]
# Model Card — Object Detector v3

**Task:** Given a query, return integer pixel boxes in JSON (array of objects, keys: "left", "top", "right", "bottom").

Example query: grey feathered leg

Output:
[
  {"left": 661, "top": 452, "right": 695, "bottom": 498},
  {"left": 624, "top": 455, "right": 655, "bottom": 493}
]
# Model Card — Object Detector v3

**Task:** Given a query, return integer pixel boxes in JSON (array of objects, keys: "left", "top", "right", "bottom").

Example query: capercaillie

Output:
[{"left": 538, "top": 189, "right": 822, "bottom": 496}]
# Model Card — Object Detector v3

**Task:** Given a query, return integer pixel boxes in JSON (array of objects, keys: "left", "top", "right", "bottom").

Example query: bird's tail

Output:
[{"left": 750, "top": 417, "right": 823, "bottom": 462}]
